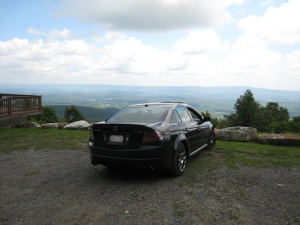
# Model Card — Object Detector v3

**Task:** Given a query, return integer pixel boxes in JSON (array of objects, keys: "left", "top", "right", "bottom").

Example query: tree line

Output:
[
  {"left": 32, "top": 105, "right": 86, "bottom": 124},
  {"left": 203, "top": 89, "right": 300, "bottom": 133},
  {"left": 32, "top": 90, "right": 300, "bottom": 134}
]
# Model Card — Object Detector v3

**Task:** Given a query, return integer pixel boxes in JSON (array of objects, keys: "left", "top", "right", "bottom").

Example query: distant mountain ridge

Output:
[
  {"left": 1, "top": 83, "right": 300, "bottom": 101},
  {"left": 2, "top": 84, "right": 300, "bottom": 118}
]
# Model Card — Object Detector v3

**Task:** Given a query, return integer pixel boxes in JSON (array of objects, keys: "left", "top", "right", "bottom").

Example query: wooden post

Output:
[
  {"left": 25, "top": 98, "right": 28, "bottom": 111},
  {"left": 39, "top": 96, "right": 42, "bottom": 111},
  {"left": 8, "top": 98, "right": 12, "bottom": 115}
]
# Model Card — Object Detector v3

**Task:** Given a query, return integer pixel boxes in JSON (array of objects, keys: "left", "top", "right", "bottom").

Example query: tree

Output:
[
  {"left": 201, "top": 111, "right": 211, "bottom": 117},
  {"left": 289, "top": 116, "right": 300, "bottom": 133},
  {"left": 32, "top": 106, "right": 59, "bottom": 124},
  {"left": 264, "top": 102, "right": 289, "bottom": 123},
  {"left": 222, "top": 89, "right": 290, "bottom": 132},
  {"left": 224, "top": 89, "right": 260, "bottom": 127},
  {"left": 64, "top": 105, "right": 85, "bottom": 123}
]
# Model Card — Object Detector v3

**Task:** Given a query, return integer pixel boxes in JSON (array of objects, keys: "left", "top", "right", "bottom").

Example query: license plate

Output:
[{"left": 109, "top": 135, "right": 123, "bottom": 143}]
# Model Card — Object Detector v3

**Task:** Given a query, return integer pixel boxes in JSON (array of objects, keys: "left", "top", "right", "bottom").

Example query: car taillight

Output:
[
  {"left": 90, "top": 129, "right": 94, "bottom": 141},
  {"left": 142, "top": 131, "right": 163, "bottom": 143}
]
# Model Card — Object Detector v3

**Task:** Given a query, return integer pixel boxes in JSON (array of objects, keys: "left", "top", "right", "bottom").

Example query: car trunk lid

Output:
[{"left": 93, "top": 123, "right": 147, "bottom": 149}]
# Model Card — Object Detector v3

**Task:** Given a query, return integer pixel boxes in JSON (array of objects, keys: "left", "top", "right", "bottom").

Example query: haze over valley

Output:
[{"left": 2, "top": 84, "right": 300, "bottom": 120}]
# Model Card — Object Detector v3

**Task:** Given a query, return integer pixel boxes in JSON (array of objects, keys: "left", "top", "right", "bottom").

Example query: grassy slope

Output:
[
  {"left": 0, "top": 128, "right": 89, "bottom": 154},
  {"left": 1, "top": 129, "right": 299, "bottom": 170}
]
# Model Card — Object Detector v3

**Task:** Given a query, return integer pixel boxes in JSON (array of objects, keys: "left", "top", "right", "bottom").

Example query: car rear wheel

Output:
[
  {"left": 168, "top": 143, "right": 187, "bottom": 176},
  {"left": 207, "top": 131, "right": 216, "bottom": 150}
]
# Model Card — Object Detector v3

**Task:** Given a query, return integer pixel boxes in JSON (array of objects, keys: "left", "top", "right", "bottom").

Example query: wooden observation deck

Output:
[{"left": 0, "top": 94, "right": 43, "bottom": 128}]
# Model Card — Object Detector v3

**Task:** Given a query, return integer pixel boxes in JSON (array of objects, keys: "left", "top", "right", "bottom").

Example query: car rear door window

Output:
[{"left": 176, "top": 107, "right": 191, "bottom": 123}]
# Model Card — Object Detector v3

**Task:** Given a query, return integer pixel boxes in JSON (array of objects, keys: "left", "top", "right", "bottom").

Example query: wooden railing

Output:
[{"left": 0, "top": 94, "right": 43, "bottom": 118}]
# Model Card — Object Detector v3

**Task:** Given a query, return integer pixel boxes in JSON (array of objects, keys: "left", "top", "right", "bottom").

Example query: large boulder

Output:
[
  {"left": 78, "top": 124, "right": 93, "bottom": 130},
  {"left": 258, "top": 133, "right": 300, "bottom": 146},
  {"left": 63, "top": 120, "right": 90, "bottom": 130},
  {"left": 216, "top": 126, "right": 257, "bottom": 142},
  {"left": 19, "top": 121, "right": 41, "bottom": 128},
  {"left": 41, "top": 123, "right": 63, "bottom": 129}
]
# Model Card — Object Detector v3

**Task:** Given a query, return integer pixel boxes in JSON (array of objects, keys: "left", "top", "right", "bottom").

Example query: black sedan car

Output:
[{"left": 89, "top": 102, "right": 216, "bottom": 175}]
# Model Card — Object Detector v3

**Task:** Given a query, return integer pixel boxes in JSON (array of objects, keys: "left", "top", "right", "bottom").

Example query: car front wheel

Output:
[
  {"left": 207, "top": 131, "right": 216, "bottom": 150},
  {"left": 168, "top": 143, "right": 187, "bottom": 176}
]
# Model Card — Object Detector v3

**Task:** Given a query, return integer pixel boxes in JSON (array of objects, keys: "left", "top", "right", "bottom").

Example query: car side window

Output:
[
  {"left": 187, "top": 108, "right": 203, "bottom": 122},
  {"left": 175, "top": 111, "right": 182, "bottom": 123},
  {"left": 176, "top": 107, "right": 191, "bottom": 123}
]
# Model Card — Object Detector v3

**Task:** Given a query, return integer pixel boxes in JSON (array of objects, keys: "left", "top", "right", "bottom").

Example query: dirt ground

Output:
[{"left": 0, "top": 148, "right": 300, "bottom": 225}]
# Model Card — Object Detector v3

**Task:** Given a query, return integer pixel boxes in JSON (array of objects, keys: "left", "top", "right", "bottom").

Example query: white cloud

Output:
[
  {"left": 91, "top": 31, "right": 126, "bottom": 42},
  {"left": 98, "top": 37, "right": 168, "bottom": 74},
  {"left": 173, "top": 29, "right": 229, "bottom": 55},
  {"left": 1, "top": 30, "right": 300, "bottom": 90},
  {"left": 55, "top": 0, "right": 244, "bottom": 31},
  {"left": 27, "top": 27, "right": 74, "bottom": 39},
  {"left": 260, "top": 0, "right": 272, "bottom": 6},
  {"left": 238, "top": 0, "right": 300, "bottom": 44}
]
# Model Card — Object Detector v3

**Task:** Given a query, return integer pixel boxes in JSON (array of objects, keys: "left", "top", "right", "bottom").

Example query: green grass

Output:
[
  {"left": 1, "top": 129, "right": 299, "bottom": 170},
  {"left": 184, "top": 140, "right": 300, "bottom": 186},
  {"left": 0, "top": 128, "right": 89, "bottom": 154},
  {"left": 214, "top": 141, "right": 300, "bottom": 168}
]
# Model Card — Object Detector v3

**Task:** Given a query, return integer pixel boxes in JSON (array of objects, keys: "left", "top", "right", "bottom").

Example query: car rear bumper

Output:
[{"left": 89, "top": 142, "right": 168, "bottom": 169}]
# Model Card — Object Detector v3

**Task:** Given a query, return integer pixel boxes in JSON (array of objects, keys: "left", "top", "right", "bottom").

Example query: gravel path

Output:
[{"left": 0, "top": 148, "right": 299, "bottom": 225}]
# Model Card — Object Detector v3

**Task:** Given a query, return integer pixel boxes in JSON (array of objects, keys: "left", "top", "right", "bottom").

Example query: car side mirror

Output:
[{"left": 204, "top": 116, "right": 211, "bottom": 121}]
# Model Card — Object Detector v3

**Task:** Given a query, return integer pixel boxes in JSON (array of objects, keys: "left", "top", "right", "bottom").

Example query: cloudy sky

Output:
[{"left": 0, "top": 0, "right": 299, "bottom": 91}]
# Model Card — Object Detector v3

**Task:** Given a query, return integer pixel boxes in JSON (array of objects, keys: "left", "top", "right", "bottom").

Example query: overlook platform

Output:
[{"left": 0, "top": 94, "right": 43, "bottom": 128}]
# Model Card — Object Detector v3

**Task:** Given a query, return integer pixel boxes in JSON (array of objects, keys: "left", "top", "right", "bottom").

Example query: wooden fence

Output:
[{"left": 0, "top": 94, "right": 43, "bottom": 128}]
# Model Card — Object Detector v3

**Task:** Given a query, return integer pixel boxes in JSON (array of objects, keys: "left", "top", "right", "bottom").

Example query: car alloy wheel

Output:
[
  {"left": 168, "top": 143, "right": 187, "bottom": 176},
  {"left": 177, "top": 144, "right": 187, "bottom": 172},
  {"left": 207, "top": 132, "right": 216, "bottom": 150}
]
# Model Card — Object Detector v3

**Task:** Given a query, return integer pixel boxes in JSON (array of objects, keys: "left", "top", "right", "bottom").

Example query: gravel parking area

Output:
[{"left": 0, "top": 148, "right": 299, "bottom": 224}]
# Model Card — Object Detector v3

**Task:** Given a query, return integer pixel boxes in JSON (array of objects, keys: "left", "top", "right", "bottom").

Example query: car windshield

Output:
[{"left": 107, "top": 107, "right": 168, "bottom": 123}]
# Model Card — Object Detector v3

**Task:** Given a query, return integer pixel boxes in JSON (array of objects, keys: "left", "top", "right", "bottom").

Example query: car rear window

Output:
[{"left": 107, "top": 107, "right": 168, "bottom": 123}]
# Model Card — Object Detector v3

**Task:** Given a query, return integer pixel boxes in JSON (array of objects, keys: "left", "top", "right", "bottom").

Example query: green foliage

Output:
[
  {"left": 224, "top": 89, "right": 290, "bottom": 132},
  {"left": 211, "top": 117, "right": 229, "bottom": 129},
  {"left": 268, "top": 116, "right": 300, "bottom": 134},
  {"left": 289, "top": 116, "right": 300, "bottom": 133},
  {"left": 201, "top": 111, "right": 229, "bottom": 129},
  {"left": 31, "top": 106, "right": 59, "bottom": 124},
  {"left": 64, "top": 105, "right": 85, "bottom": 123},
  {"left": 225, "top": 89, "right": 260, "bottom": 127},
  {"left": 44, "top": 105, "right": 118, "bottom": 123},
  {"left": 201, "top": 111, "right": 211, "bottom": 117},
  {"left": 257, "top": 102, "right": 290, "bottom": 132}
]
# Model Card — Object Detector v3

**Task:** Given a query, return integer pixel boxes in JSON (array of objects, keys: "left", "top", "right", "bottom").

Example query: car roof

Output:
[{"left": 127, "top": 102, "right": 190, "bottom": 108}]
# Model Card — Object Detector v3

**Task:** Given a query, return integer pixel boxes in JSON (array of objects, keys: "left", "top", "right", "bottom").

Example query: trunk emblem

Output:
[{"left": 113, "top": 126, "right": 118, "bottom": 131}]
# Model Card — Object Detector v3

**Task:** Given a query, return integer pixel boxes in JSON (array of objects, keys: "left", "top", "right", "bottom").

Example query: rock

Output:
[
  {"left": 78, "top": 124, "right": 92, "bottom": 130},
  {"left": 19, "top": 121, "right": 41, "bottom": 128},
  {"left": 59, "top": 122, "right": 68, "bottom": 129},
  {"left": 258, "top": 133, "right": 300, "bottom": 146},
  {"left": 63, "top": 120, "right": 90, "bottom": 130},
  {"left": 41, "top": 123, "right": 62, "bottom": 129},
  {"left": 216, "top": 126, "right": 257, "bottom": 142}
]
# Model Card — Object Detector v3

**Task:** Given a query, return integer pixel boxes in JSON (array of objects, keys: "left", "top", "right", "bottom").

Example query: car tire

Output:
[
  {"left": 207, "top": 131, "right": 216, "bottom": 150},
  {"left": 168, "top": 143, "right": 187, "bottom": 176}
]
